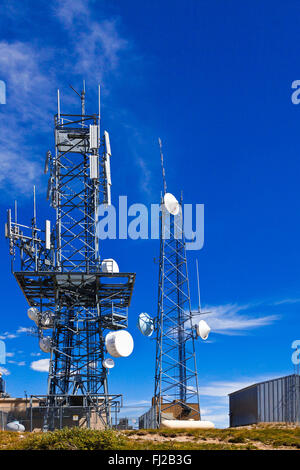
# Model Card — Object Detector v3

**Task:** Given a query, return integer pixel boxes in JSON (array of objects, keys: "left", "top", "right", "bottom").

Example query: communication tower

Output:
[
  {"left": 5, "top": 85, "right": 135, "bottom": 430},
  {"left": 138, "top": 139, "right": 211, "bottom": 428}
]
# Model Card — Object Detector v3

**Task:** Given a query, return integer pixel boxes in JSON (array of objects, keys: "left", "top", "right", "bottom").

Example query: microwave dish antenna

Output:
[
  {"left": 163, "top": 192, "right": 180, "bottom": 216},
  {"left": 137, "top": 312, "right": 155, "bottom": 337},
  {"left": 102, "top": 358, "right": 115, "bottom": 369},
  {"left": 105, "top": 330, "right": 134, "bottom": 358},
  {"left": 196, "top": 320, "right": 211, "bottom": 340}
]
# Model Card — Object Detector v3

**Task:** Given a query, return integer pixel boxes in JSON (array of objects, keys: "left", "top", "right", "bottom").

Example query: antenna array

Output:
[{"left": 5, "top": 85, "right": 135, "bottom": 430}]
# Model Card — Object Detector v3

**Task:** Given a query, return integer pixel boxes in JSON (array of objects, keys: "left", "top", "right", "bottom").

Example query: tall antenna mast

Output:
[
  {"left": 152, "top": 151, "right": 201, "bottom": 428},
  {"left": 158, "top": 138, "right": 167, "bottom": 195}
]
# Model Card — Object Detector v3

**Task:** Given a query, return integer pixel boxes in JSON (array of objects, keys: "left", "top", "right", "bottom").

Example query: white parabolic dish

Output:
[
  {"left": 39, "top": 337, "right": 52, "bottom": 353},
  {"left": 102, "top": 358, "right": 115, "bottom": 369},
  {"left": 137, "top": 312, "right": 154, "bottom": 337},
  {"left": 196, "top": 320, "right": 211, "bottom": 340},
  {"left": 101, "top": 258, "right": 119, "bottom": 274},
  {"left": 27, "top": 307, "right": 39, "bottom": 324},
  {"left": 163, "top": 192, "right": 180, "bottom": 215},
  {"left": 105, "top": 330, "right": 134, "bottom": 358}
]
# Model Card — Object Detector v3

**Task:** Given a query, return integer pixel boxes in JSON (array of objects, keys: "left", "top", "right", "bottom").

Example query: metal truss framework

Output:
[
  {"left": 154, "top": 202, "right": 201, "bottom": 427},
  {"left": 5, "top": 88, "right": 135, "bottom": 430}
]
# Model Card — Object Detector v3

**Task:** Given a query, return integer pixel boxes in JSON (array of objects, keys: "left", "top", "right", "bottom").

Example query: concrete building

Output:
[
  {"left": 229, "top": 374, "right": 300, "bottom": 427},
  {"left": 0, "top": 396, "right": 107, "bottom": 431}
]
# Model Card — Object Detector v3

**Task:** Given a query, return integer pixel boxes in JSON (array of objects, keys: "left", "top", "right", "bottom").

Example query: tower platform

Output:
[{"left": 14, "top": 271, "right": 135, "bottom": 308}]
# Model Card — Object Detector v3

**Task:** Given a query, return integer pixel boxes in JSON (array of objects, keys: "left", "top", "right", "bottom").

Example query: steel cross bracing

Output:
[
  {"left": 154, "top": 202, "right": 200, "bottom": 427},
  {"left": 51, "top": 113, "right": 102, "bottom": 272},
  {"left": 5, "top": 88, "right": 135, "bottom": 430}
]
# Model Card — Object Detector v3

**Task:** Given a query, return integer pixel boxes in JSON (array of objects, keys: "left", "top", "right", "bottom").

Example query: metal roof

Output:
[{"left": 228, "top": 374, "right": 300, "bottom": 396}]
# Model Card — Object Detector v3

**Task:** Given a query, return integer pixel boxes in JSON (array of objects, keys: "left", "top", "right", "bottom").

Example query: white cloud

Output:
[
  {"left": 8, "top": 360, "right": 26, "bottom": 366},
  {"left": 0, "top": 332, "right": 17, "bottom": 340},
  {"left": 30, "top": 358, "right": 50, "bottom": 372},
  {"left": 54, "top": 0, "right": 89, "bottom": 28},
  {"left": 0, "top": 2, "right": 133, "bottom": 197},
  {"left": 199, "top": 372, "right": 288, "bottom": 399},
  {"left": 0, "top": 41, "right": 53, "bottom": 195},
  {"left": 272, "top": 298, "right": 300, "bottom": 306},
  {"left": 0, "top": 326, "right": 34, "bottom": 340},
  {"left": 54, "top": 0, "right": 128, "bottom": 78},
  {"left": 30, "top": 352, "right": 41, "bottom": 357},
  {"left": 17, "top": 327, "right": 32, "bottom": 334},
  {"left": 194, "top": 303, "right": 279, "bottom": 336}
]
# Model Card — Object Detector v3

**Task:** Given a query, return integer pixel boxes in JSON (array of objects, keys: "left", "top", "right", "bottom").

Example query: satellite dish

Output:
[
  {"left": 137, "top": 313, "right": 154, "bottom": 337},
  {"left": 40, "top": 311, "right": 55, "bottom": 329},
  {"left": 196, "top": 320, "right": 211, "bottom": 340},
  {"left": 101, "top": 258, "right": 119, "bottom": 274},
  {"left": 105, "top": 330, "right": 134, "bottom": 358},
  {"left": 163, "top": 193, "right": 180, "bottom": 215},
  {"left": 102, "top": 358, "right": 115, "bottom": 369},
  {"left": 27, "top": 307, "right": 39, "bottom": 324},
  {"left": 6, "top": 421, "right": 25, "bottom": 432},
  {"left": 39, "top": 337, "right": 52, "bottom": 353}
]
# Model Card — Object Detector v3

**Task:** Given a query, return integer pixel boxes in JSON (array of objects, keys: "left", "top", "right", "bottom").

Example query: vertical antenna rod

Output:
[
  {"left": 81, "top": 81, "right": 85, "bottom": 119},
  {"left": 196, "top": 259, "right": 201, "bottom": 313},
  {"left": 33, "top": 185, "right": 36, "bottom": 226},
  {"left": 14, "top": 200, "right": 17, "bottom": 225},
  {"left": 158, "top": 138, "right": 167, "bottom": 195},
  {"left": 98, "top": 84, "right": 101, "bottom": 138},
  {"left": 57, "top": 89, "right": 61, "bottom": 121}
]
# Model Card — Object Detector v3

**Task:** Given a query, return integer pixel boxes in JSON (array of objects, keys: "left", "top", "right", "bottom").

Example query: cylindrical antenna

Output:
[
  {"left": 196, "top": 259, "right": 201, "bottom": 313},
  {"left": 158, "top": 137, "right": 167, "bottom": 195},
  {"left": 57, "top": 89, "right": 61, "bottom": 121}
]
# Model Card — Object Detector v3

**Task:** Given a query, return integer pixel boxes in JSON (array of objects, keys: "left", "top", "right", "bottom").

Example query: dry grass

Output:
[{"left": 0, "top": 424, "right": 299, "bottom": 450}]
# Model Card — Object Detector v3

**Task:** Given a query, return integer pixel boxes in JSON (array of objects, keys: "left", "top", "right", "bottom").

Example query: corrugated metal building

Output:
[{"left": 229, "top": 374, "right": 300, "bottom": 427}]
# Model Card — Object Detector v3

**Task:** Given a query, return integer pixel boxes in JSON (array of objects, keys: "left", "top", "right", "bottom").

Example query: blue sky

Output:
[{"left": 0, "top": 0, "right": 300, "bottom": 428}]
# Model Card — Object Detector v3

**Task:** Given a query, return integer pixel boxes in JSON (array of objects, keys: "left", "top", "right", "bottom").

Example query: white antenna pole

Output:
[
  {"left": 158, "top": 137, "right": 167, "bottom": 195},
  {"left": 98, "top": 84, "right": 101, "bottom": 141},
  {"left": 33, "top": 185, "right": 36, "bottom": 224},
  {"left": 57, "top": 89, "right": 61, "bottom": 121},
  {"left": 14, "top": 200, "right": 17, "bottom": 224},
  {"left": 196, "top": 259, "right": 201, "bottom": 313}
]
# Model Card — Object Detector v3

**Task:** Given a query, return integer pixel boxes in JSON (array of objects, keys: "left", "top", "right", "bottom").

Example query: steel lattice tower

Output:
[
  {"left": 5, "top": 86, "right": 135, "bottom": 430},
  {"left": 153, "top": 142, "right": 200, "bottom": 427}
]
